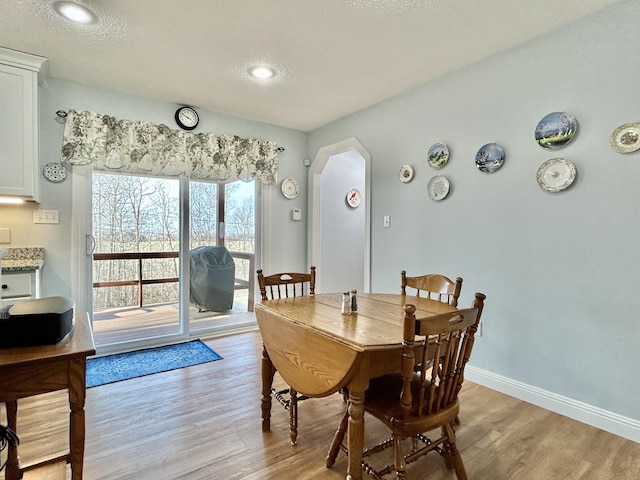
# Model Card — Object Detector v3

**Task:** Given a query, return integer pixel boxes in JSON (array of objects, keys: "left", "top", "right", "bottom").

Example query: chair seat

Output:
[{"left": 365, "top": 374, "right": 460, "bottom": 437}]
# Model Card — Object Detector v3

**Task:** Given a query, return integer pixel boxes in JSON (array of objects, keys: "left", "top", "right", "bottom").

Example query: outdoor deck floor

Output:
[{"left": 92, "top": 292, "right": 255, "bottom": 346}]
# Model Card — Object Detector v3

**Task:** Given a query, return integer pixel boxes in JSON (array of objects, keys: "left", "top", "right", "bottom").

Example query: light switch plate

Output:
[
  {"left": 34, "top": 210, "right": 59, "bottom": 224},
  {"left": 0, "top": 228, "right": 10, "bottom": 243}
]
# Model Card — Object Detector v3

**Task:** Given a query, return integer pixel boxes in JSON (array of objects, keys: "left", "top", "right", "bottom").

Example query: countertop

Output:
[{"left": 0, "top": 247, "right": 45, "bottom": 272}]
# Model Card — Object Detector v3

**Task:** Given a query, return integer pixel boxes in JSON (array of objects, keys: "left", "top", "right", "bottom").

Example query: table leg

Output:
[
  {"left": 346, "top": 388, "right": 365, "bottom": 480},
  {"left": 261, "top": 344, "right": 275, "bottom": 432},
  {"left": 5, "top": 400, "right": 20, "bottom": 480},
  {"left": 69, "top": 358, "right": 87, "bottom": 480}
]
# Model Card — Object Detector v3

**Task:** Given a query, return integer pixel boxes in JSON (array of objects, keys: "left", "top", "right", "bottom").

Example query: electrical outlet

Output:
[
  {"left": 0, "top": 228, "right": 10, "bottom": 243},
  {"left": 383, "top": 215, "right": 390, "bottom": 228},
  {"left": 33, "top": 210, "right": 59, "bottom": 224}
]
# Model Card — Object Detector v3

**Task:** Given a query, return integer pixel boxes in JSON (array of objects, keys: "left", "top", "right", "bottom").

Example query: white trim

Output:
[
  {"left": 70, "top": 166, "right": 93, "bottom": 317},
  {"left": 466, "top": 366, "right": 640, "bottom": 443},
  {"left": 308, "top": 137, "right": 371, "bottom": 293},
  {"left": 259, "top": 182, "right": 272, "bottom": 274},
  {"left": 178, "top": 175, "right": 190, "bottom": 336}
]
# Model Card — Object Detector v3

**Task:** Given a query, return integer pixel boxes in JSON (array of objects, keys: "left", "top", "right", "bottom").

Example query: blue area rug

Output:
[{"left": 86, "top": 340, "right": 222, "bottom": 388}]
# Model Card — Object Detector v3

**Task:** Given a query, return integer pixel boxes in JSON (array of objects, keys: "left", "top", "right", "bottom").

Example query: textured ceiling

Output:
[{"left": 0, "top": 0, "right": 621, "bottom": 132}]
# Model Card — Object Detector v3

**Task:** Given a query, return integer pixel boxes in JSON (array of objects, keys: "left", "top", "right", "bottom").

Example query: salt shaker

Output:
[
  {"left": 341, "top": 292, "right": 351, "bottom": 315},
  {"left": 350, "top": 290, "right": 357, "bottom": 313}
]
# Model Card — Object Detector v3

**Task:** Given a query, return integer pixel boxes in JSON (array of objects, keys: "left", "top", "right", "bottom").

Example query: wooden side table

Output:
[{"left": 0, "top": 313, "right": 95, "bottom": 480}]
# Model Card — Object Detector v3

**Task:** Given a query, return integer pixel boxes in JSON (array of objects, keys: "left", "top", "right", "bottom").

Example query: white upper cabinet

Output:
[{"left": 0, "top": 47, "right": 47, "bottom": 202}]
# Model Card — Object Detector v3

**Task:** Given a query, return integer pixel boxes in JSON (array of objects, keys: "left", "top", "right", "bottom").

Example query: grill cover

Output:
[{"left": 189, "top": 246, "right": 235, "bottom": 312}]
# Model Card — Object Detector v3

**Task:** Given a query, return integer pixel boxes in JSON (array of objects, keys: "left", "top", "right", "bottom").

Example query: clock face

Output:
[
  {"left": 346, "top": 188, "right": 361, "bottom": 208},
  {"left": 175, "top": 107, "right": 199, "bottom": 130}
]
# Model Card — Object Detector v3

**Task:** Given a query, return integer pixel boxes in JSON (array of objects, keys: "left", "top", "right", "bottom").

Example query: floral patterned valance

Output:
[{"left": 60, "top": 109, "right": 279, "bottom": 184}]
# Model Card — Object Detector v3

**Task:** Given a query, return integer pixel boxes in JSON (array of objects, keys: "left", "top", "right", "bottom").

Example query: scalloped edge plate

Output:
[
  {"left": 399, "top": 164, "right": 414, "bottom": 183},
  {"left": 43, "top": 162, "right": 67, "bottom": 182},
  {"left": 610, "top": 122, "right": 640, "bottom": 154},
  {"left": 536, "top": 158, "right": 576, "bottom": 192}
]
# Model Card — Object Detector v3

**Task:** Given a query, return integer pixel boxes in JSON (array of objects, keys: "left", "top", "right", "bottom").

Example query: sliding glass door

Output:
[
  {"left": 188, "top": 179, "right": 256, "bottom": 335},
  {"left": 90, "top": 172, "right": 257, "bottom": 349},
  {"left": 91, "top": 173, "right": 182, "bottom": 346}
]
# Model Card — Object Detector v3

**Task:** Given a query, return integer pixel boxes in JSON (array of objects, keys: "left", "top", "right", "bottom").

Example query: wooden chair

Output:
[
  {"left": 257, "top": 266, "right": 316, "bottom": 445},
  {"left": 401, "top": 270, "right": 462, "bottom": 307},
  {"left": 327, "top": 292, "right": 486, "bottom": 480},
  {"left": 401, "top": 270, "right": 463, "bottom": 424}
]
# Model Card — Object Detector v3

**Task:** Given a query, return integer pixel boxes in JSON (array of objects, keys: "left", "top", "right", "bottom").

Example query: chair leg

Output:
[
  {"left": 326, "top": 409, "right": 349, "bottom": 467},
  {"left": 289, "top": 386, "right": 299, "bottom": 445},
  {"left": 444, "top": 423, "right": 468, "bottom": 480},
  {"left": 394, "top": 434, "right": 407, "bottom": 479}
]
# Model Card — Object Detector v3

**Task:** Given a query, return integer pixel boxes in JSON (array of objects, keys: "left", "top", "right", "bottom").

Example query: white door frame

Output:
[{"left": 307, "top": 137, "right": 371, "bottom": 293}]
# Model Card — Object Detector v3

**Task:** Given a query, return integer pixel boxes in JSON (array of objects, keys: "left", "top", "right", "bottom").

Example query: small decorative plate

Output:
[
  {"left": 43, "top": 162, "right": 67, "bottom": 182},
  {"left": 610, "top": 122, "right": 640, "bottom": 153},
  {"left": 427, "top": 175, "right": 450, "bottom": 201},
  {"left": 475, "top": 143, "right": 505, "bottom": 173},
  {"left": 535, "top": 112, "right": 577, "bottom": 149},
  {"left": 399, "top": 165, "right": 414, "bottom": 183},
  {"left": 427, "top": 142, "right": 450, "bottom": 169},
  {"left": 536, "top": 158, "right": 576, "bottom": 193},
  {"left": 346, "top": 188, "right": 361, "bottom": 208},
  {"left": 280, "top": 178, "right": 299, "bottom": 199}
]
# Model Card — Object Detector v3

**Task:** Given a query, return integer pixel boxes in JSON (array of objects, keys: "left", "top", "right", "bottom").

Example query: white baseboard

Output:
[{"left": 465, "top": 366, "right": 640, "bottom": 444}]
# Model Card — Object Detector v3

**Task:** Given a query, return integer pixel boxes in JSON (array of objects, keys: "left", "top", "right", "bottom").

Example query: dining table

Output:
[{"left": 255, "top": 292, "right": 460, "bottom": 480}]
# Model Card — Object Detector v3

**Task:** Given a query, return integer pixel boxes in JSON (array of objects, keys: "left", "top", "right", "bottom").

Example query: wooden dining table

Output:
[{"left": 255, "top": 292, "right": 459, "bottom": 480}]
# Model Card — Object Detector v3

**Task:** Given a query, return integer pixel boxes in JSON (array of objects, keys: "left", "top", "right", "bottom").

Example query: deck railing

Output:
[{"left": 93, "top": 250, "right": 255, "bottom": 312}]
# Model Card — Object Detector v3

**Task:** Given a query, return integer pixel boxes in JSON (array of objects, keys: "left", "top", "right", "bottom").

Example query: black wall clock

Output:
[{"left": 174, "top": 106, "right": 199, "bottom": 130}]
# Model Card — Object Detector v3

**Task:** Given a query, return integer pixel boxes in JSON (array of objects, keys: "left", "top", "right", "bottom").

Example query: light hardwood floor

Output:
[{"left": 6, "top": 330, "right": 640, "bottom": 480}]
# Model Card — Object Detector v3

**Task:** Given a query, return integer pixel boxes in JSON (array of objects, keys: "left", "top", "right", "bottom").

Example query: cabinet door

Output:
[{"left": 0, "top": 62, "right": 39, "bottom": 201}]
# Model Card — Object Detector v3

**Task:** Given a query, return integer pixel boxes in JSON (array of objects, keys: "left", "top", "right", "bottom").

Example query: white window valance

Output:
[{"left": 60, "top": 109, "right": 279, "bottom": 184}]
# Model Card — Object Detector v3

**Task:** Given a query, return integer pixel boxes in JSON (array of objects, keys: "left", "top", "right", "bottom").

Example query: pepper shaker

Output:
[{"left": 350, "top": 289, "right": 357, "bottom": 313}]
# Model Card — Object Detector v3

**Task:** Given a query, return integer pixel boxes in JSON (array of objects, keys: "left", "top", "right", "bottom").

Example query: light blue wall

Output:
[{"left": 308, "top": 0, "right": 639, "bottom": 421}]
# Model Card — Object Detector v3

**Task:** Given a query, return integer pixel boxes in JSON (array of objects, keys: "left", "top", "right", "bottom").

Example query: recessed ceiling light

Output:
[
  {"left": 248, "top": 65, "right": 276, "bottom": 80},
  {"left": 53, "top": 1, "right": 97, "bottom": 24}
]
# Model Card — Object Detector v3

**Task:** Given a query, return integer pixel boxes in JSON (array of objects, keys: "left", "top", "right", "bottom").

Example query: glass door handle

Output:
[{"left": 86, "top": 234, "right": 96, "bottom": 255}]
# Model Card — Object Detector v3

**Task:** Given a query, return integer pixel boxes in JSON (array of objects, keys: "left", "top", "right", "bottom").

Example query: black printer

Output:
[{"left": 0, "top": 296, "right": 75, "bottom": 348}]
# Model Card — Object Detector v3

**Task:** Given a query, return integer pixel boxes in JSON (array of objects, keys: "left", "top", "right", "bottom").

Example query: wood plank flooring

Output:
[{"left": 5, "top": 330, "right": 640, "bottom": 480}]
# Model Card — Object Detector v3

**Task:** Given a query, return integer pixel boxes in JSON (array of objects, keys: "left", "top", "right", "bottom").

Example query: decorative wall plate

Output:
[
  {"left": 475, "top": 143, "right": 505, "bottom": 173},
  {"left": 535, "top": 112, "right": 577, "bottom": 149},
  {"left": 610, "top": 122, "right": 640, "bottom": 153},
  {"left": 399, "top": 165, "right": 414, "bottom": 183},
  {"left": 427, "top": 175, "right": 450, "bottom": 201},
  {"left": 427, "top": 142, "right": 450, "bottom": 169},
  {"left": 536, "top": 158, "right": 576, "bottom": 192},
  {"left": 43, "top": 162, "right": 67, "bottom": 182},
  {"left": 280, "top": 178, "right": 299, "bottom": 199},
  {"left": 346, "top": 188, "right": 361, "bottom": 208}
]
